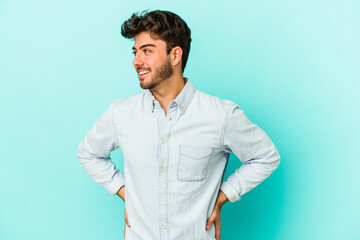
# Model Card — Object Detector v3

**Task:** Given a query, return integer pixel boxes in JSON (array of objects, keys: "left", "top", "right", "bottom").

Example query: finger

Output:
[
  {"left": 124, "top": 210, "right": 128, "bottom": 225},
  {"left": 215, "top": 219, "right": 221, "bottom": 240},
  {"left": 124, "top": 223, "right": 126, "bottom": 239},
  {"left": 124, "top": 210, "right": 131, "bottom": 227},
  {"left": 206, "top": 213, "right": 216, "bottom": 230}
]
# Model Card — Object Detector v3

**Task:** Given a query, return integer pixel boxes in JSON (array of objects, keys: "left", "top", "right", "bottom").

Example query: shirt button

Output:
[
  {"left": 160, "top": 168, "right": 165, "bottom": 172},
  {"left": 160, "top": 116, "right": 164, "bottom": 120},
  {"left": 161, "top": 140, "right": 165, "bottom": 144},
  {"left": 181, "top": 107, "right": 184, "bottom": 112},
  {"left": 162, "top": 225, "right": 166, "bottom": 230},
  {"left": 160, "top": 197, "right": 164, "bottom": 201}
]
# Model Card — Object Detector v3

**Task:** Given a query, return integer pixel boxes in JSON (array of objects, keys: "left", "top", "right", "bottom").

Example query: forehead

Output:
[{"left": 133, "top": 31, "right": 167, "bottom": 50}]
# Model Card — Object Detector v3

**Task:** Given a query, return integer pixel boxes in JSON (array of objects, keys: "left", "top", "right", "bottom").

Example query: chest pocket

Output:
[{"left": 177, "top": 145, "right": 213, "bottom": 181}]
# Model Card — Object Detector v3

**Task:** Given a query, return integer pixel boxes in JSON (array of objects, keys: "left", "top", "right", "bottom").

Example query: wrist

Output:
[
  {"left": 216, "top": 190, "right": 229, "bottom": 208},
  {"left": 116, "top": 185, "right": 125, "bottom": 201}
]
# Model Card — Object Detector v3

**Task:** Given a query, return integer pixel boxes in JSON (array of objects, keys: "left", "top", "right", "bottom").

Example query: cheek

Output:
[
  {"left": 147, "top": 58, "right": 158, "bottom": 66},
  {"left": 150, "top": 57, "right": 167, "bottom": 68}
]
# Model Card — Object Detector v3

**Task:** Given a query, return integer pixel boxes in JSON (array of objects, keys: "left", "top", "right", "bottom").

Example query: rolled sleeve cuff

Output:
[
  {"left": 220, "top": 181, "right": 241, "bottom": 203},
  {"left": 104, "top": 172, "right": 125, "bottom": 196}
]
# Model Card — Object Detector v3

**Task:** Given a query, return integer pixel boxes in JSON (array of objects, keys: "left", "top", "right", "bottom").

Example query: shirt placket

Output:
[{"left": 154, "top": 101, "right": 177, "bottom": 240}]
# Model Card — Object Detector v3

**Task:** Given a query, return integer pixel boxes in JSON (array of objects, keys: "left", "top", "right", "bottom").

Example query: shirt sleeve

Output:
[
  {"left": 220, "top": 104, "right": 280, "bottom": 202},
  {"left": 77, "top": 101, "right": 125, "bottom": 195}
]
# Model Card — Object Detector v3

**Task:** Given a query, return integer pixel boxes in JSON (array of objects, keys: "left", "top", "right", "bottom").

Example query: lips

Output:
[{"left": 137, "top": 68, "right": 151, "bottom": 79}]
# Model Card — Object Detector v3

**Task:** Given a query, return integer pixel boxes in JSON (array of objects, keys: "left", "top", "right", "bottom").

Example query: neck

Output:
[{"left": 150, "top": 73, "right": 185, "bottom": 115}]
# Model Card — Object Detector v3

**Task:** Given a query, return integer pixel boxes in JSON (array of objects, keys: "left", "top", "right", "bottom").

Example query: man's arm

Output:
[
  {"left": 206, "top": 104, "right": 280, "bottom": 239},
  {"left": 77, "top": 101, "right": 125, "bottom": 195},
  {"left": 220, "top": 103, "right": 280, "bottom": 202}
]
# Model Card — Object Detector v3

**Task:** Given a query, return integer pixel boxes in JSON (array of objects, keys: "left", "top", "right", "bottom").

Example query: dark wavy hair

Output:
[{"left": 121, "top": 10, "right": 192, "bottom": 72}]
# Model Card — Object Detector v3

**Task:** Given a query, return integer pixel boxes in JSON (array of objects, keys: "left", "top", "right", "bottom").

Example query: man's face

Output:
[{"left": 132, "top": 31, "right": 173, "bottom": 90}]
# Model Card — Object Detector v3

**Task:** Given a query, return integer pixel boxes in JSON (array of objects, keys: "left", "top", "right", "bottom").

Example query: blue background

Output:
[{"left": 1, "top": 0, "right": 359, "bottom": 239}]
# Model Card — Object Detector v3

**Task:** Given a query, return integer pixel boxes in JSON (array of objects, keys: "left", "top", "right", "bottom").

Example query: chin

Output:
[{"left": 140, "top": 81, "right": 152, "bottom": 90}]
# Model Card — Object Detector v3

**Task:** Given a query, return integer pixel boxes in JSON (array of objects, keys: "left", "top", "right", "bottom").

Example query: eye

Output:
[
  {"left": 144, "top": 49, "right": 151, "bottom": 54},
  {"left": 132, "top": 51, "right": 137, "bottom": 56}
]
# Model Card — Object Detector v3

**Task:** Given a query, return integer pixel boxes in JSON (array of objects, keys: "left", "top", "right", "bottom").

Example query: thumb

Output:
[
  {"left": 206, "top": 212, "right": 216, "bottom": 230},
  {"left": 125, "top": 209, "right": 131, "bottom": 227}
]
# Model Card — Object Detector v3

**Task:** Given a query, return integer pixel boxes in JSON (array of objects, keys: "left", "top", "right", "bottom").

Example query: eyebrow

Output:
[{"left": 132, "top": 44, "right": 156, "bottom": 51}]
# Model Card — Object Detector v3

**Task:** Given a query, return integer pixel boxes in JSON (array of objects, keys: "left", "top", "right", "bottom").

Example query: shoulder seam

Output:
[{"left": 220, "top": 102, "right": 237, "bottom": 152}]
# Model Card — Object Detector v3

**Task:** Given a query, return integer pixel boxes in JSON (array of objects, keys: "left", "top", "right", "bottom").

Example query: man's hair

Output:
[{"left": 121, "top": 10, "right": 192, "bottom": 72}]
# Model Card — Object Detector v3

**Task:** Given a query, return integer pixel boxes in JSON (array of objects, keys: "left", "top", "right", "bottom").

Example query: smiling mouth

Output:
[
  {"left": 139, "top": 70, "right": 150, "bottom": 75},
  {"left": 138, "top": 70, "right": 150, "bottom": 79}
]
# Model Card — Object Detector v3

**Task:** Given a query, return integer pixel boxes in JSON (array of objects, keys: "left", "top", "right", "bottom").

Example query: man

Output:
[{"left": 78, "top": 10, "right": 280, "bottom": 240}]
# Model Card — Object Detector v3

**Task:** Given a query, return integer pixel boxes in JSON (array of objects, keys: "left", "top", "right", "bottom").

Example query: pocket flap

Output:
[{"left": 179, "top": 145, "right": 213, "bottom": 159}]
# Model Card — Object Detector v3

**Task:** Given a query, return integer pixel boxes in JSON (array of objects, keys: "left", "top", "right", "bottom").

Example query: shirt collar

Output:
[
  {"left": 146, "top": 78, "right": 196, "bottom": 114},
  {"left": 172, "top": 78, "right": 195, "bottom": 114}
]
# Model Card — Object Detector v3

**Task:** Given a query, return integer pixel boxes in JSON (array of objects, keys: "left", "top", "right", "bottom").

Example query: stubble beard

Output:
[{"left": 140, "top": 58, "right": 174, "bottom": 90}]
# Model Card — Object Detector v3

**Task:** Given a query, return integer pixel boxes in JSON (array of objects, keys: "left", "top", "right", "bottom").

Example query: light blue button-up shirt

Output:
[{"left": 78, "top": 78, "right": 280, "bottom": 240}]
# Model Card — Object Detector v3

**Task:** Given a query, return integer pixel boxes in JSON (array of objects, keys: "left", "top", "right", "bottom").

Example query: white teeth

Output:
[{"left": 139, "top": 71, "right": 149, "bottom": 75}]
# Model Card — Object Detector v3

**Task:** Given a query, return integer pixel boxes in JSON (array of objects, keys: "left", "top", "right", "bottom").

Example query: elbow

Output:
[{"left": 265, "top": 147, "right": 280, "bottom": 173}]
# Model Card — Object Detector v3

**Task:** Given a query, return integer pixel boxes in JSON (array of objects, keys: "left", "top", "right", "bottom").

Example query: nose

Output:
[{"left": 132, "top": 53, "right": 143, "bottom": 67}]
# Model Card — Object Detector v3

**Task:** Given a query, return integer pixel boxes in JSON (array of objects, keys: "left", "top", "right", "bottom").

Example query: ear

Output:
[{"left": 170, "top": 46, "right": 183, "bottom": 67}]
